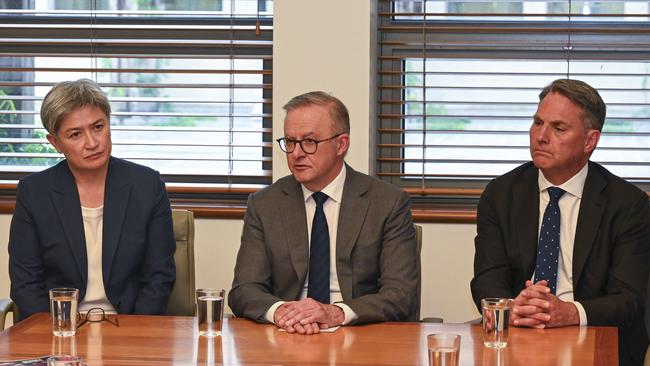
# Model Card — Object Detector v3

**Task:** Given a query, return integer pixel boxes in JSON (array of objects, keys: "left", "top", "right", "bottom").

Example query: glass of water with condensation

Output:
[
  {"left": 481, "top": 298, "right": 514, "bottom": 349},
  {"left": 49, "top": 288, "right": 79, "bottom": 337},
  {"left": 196, "top": 288, "right": 225, "bottom": 337}
]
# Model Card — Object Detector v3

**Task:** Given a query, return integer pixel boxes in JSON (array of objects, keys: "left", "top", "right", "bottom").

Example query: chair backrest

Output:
[
  {"left": 414, "top": 224, "right": 422, "bottom": 321},
  {"left": 0, "top": 299, "right": 15, "bottom": 330},
  {"left": 165, "top": 209, "right": 196, "bottom": 316}
]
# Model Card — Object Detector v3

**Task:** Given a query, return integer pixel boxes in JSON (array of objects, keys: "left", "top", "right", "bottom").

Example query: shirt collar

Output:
[
  {"left": 301, "top": 164, "right": 346, "bottom": 204},
  {"left": 538, "top": 163, "right": 589, "bottom": 199}
]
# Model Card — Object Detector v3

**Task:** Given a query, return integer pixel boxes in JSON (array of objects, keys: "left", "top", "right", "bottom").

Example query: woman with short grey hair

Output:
[{"left": 8, "top": 79, "right": 176, "bottom": 321}]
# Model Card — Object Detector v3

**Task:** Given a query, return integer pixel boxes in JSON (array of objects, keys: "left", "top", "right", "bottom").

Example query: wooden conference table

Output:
[{"left": 0, "top": 313, "right": 617, "bottom": 365}]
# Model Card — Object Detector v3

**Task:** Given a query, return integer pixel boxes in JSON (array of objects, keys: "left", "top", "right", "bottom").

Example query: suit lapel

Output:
[
  {"left": 51, "top": 162, "right": 88, "bottom": 284},
  {"left": 336, "top": 166, "right": 370, "bottom": 300},
  {"left": 512, "top": 165, "right": 541, "bottom": 281},
  {"left": 572, "top": 162, "right": 607, "bottom": 286},
  {"left": 279, "top": 178, "right": 310, "bottom": 287},
  {"left": 102, "top": 159, "right": 131, "bottom": 283}
]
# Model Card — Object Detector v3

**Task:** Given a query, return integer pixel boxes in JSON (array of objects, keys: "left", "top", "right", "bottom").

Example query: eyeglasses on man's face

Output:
[
  {"left": 77, "top": 307, "right": 119, "bottom": 328},
  {"left": 276, "top": 133, "right": 343, "bottom": 154}
]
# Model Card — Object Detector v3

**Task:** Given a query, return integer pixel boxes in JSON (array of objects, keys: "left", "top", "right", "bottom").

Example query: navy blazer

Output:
[
  {"left": 9, "top": 157, "right": 176, "bottom": 320},
  {"left": 471, "top": 161, "right": 650, "bottom": 366}
]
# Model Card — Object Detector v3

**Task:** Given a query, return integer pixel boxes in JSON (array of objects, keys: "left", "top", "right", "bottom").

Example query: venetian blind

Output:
[
  {"left": 0, "top": 0, "right": 273, "bottom": 189},
  {"left": 378, "top": 0, "right": 650, "bottom": 195}
]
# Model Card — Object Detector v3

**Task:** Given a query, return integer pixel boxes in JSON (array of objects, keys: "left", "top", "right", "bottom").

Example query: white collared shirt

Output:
[
  {"left": 536, "top": 163, "right": 589, "bottom": 325},
  {"left": 265, "top": 164, "right": 359, "bottom": 325}
]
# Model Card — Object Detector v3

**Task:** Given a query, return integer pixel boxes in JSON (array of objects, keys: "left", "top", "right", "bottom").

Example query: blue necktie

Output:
[
  {"left": 308, "top": 192, "right": 330, "bottom": 304},
  {"left": 534, "top": 187, "right": 566, "bottom": 294}
]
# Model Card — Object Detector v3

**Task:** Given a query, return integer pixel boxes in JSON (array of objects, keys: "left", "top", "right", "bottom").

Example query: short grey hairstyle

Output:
[
  {"left": 282, "top": 91, "right": 350, "bottom": 134},
  {"left": 539, "top": 79, "right": 606, "bottom": 132},
  {"left": 40, "top": 79, "right": 111, "bottom": 135}
]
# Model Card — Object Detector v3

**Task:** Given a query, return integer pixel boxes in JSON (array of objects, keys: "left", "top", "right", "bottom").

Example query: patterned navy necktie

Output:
[
  {"left": 534, "top": 186, "right": 566, "bottom": 294},
  {"left": 307, "top": 192, "right": 330, "bottom": 304}
]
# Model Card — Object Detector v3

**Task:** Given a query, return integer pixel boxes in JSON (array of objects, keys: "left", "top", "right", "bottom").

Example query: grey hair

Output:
[
  {"left": 539, "top": 79, "right": 606, "bottom": 131},
  {"left": 40, "top": 79, "right": 111, "bottom": 135},
  {"left": 283, "top": 91, "right": 350, "bottom": 134}
]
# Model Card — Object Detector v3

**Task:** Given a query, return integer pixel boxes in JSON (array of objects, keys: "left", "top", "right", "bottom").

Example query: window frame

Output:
[
  {"left": 0, "top": 6, "right": 274, "bottom": 217},
  {"left": 377, "top": 0, "right": 650, "bottom": 207}
]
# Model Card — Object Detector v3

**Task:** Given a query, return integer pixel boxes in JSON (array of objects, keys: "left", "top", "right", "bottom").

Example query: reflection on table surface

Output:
[{"left": 0, "top": 313, "right": 618, "bottom": 365}]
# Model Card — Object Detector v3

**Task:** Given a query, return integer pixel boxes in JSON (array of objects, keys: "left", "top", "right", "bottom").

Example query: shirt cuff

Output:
[
  {"left": 264, "top": 301, "right": 285, "bottom": 324},
  {"left": 333, "top": 303, "right": 358, "bottom": 325},
  {"left": 572, "top": 301, "right": 588, "bottom": 326}
]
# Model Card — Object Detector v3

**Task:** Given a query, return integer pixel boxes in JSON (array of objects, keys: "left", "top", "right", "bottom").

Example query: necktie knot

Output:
[
  {"left": 547, "top": 187, "right": 566, "bottom": 203},
  {"left": 312, "top": 192, "right": 329, "bottom": 207}
]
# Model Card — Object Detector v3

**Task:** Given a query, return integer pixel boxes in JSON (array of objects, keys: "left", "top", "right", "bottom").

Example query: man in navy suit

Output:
[
  {"left": 471, "top": 79, "right": 650, "bottom": 366},
  {"left": 9, "top": 79, "right": 175, "bottom": 320}
]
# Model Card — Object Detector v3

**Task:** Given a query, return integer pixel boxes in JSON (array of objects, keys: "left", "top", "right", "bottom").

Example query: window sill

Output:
[
  {"left": 0, "top": 192, "right": 478, "bottom": 223},
  {"left": 4, "top": 183, "right": 644, "bottom": 224},
  {"left": 412, "top": 208, "right": 476, "bottom": 223},
  {"left": 168, "top": 202, "right": 479, "bottom": 223}
]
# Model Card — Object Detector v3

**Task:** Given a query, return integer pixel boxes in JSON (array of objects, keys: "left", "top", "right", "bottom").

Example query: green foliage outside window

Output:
[
  {"left": 0, "top": 89, "right": 59, "bottom": 166},
  {"left": 404, "top": 63, "right": 470, "bottom": 131}
]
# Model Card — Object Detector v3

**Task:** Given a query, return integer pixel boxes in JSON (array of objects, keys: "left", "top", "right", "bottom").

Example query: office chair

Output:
[
  {"left": 415, "top": 224, "right": 443, "bottom": 323},
  {"left": 0, "top": 298, "right": 15, "bottom": 330},
  {"left": 165, "top": 209, "right": 196, "bottom": 316},
  {"left": 415, "top": 224, "right": 422, "bottom": 321}
]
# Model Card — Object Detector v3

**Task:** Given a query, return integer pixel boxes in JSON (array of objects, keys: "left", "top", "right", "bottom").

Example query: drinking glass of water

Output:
[
  {"left": 427, "top": 333, "right": 460, "bottom": 366},
  {"left": 481, "top": 298, "right": 514, "bottom": 349},
  {"left": 195, "top": 288, "right": 225, "bottom": 337},
  {"left": 49, "top": 288, "right": 79, "bottom": 337},
  {"left": 46, "top": 355, "right": 84, "bottom": 366}
]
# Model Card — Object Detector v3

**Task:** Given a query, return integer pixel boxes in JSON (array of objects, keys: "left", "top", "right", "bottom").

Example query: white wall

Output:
[
  {"left": 0, "top": 0, "right": 481, "bottom": 324},
  {"left": 273, "top": 0, "right": 374, "bottom": 177}
]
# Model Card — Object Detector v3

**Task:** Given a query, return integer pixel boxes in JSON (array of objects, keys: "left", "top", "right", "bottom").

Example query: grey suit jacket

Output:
[
  {"left": 471, "top": 161, "right": 650, "bottom": 366},
  {"left": 228, "top": 165, "right": 418, "bottom": 324}
]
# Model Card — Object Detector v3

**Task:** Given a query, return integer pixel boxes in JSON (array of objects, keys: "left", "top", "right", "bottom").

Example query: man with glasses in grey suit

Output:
[{"left": 229, "top": 91, "right": 418, "bottom": 334}]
